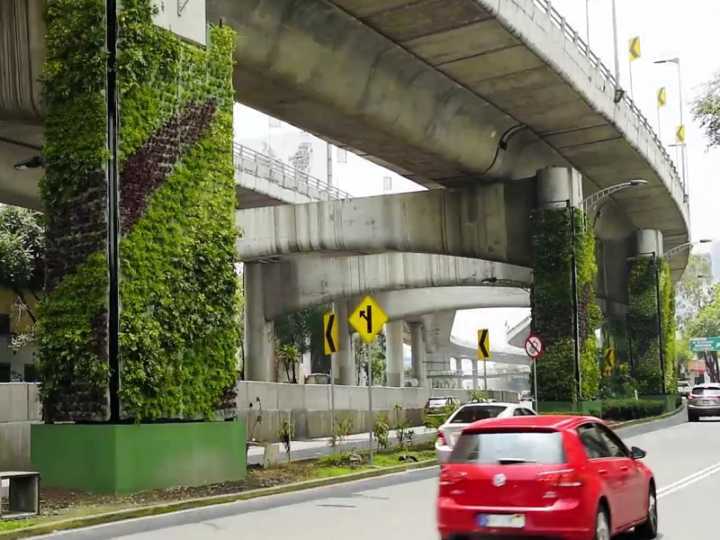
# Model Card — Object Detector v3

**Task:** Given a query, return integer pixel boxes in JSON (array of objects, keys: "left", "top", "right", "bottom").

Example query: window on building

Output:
[
  {"left": 382, "top": 176, "right": 393, "bottom": 192},
  {"left": 0, "top": 314, "right": 10, "bottom": 335},
  {"left": 0, "top": 363, "right": 10, "bottom": 383},
  {"left": 24, "top": 364, "right": 39, "bottom": 383},
  {"left": 337, "top": 147, "right": 348, "bottom": 163}
]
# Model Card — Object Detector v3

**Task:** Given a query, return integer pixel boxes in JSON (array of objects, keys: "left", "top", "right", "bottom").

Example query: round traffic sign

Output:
[{"left": 525, "top": 334, "right": 544, "bottom": 360}]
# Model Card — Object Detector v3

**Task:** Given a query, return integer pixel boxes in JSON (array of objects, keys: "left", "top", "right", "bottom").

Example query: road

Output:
[{"left": 41, "top": 414, "right": 720, "bottom": 540}]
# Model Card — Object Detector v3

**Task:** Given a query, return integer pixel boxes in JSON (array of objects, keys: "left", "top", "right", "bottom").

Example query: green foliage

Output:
[
  {"left": 373, "top": 413, "right": 391, "bottom": 451},
  {"left": 40, "top": 0, "right": 239, "bottom": 420},
  {"left": 601, "top": 399, "right": 665, "bottom": 421},
  {"left": 692, "top": 70, "right": 720, "bottom": 148},
  {"left": 627, "top": 258, "right": 676, "bottom": 395},
  {"left": 0, "top": 207, "right": 45, "bottom": 294},
  {"left": 530, "top": 207, "right": 602, "bottom": 401},
  {"left": 675, "top": 254, "right": 715, "bottom": 330},
  {"left": 276, "top": 343, "right": 300, "bottom": 384},
  {"left": 392, "top": 404, "right": 414, "bottom": 453},
  {"left": 278, "top": 416, "right": 294, "bottom": 461},
  {"left": 469, "top": 389, "right": 489, "bottom": 402},
  {"left": 330, "top": 415, "right": 354, "bottom": 448},
  {"left": 424, "top": 402, "right": 459, "bottom": 429}
]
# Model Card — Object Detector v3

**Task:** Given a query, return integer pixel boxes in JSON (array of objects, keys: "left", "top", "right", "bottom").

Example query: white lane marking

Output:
[{"left": 658, "top": 460, "right": 720, "bottom": 499}]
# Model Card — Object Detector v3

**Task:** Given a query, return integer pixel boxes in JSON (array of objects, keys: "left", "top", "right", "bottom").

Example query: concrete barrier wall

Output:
[{"left": 237, "top": 382, "right": 517, "bottom": 442}]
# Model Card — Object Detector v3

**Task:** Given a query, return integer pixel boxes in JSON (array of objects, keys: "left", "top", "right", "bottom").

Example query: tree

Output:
[
  {"left": 675, "top": 254, "right": 716, "bottom": 329},
  {"left": 0, "top": 206, "right": 45, "bottom": 349},
  {"left": 693, "top": 70, "right": 720, "bottom": 148},
  {"left": 276, "top": 343, "right": 300, "bottom": 383}
]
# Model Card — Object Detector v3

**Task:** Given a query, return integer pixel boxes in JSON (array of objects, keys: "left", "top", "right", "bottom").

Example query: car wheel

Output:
[
  {"left": 594, "top": 506, "right": 611, "bottom": 540},
  {"left": 688, "top": 412, "right": 698, "bottom": 422},
  {"left": 635, "top": 487, "right": 658, "bottom": 539}
]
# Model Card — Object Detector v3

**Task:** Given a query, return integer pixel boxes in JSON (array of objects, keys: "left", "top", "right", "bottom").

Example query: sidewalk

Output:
[{"left": 247, "top": 425, "right": 437, "bottom": 466}]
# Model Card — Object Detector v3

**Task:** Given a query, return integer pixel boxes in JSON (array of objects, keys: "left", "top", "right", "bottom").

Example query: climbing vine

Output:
[
  {"left": 628, "top": 257, "right": 676, "bottom": 394},
  {"left": 531, "top": 207, "right": 602, "bottom": 403},
  {"left": 39, "top": 0, "right": 239, "bottom": 421}
]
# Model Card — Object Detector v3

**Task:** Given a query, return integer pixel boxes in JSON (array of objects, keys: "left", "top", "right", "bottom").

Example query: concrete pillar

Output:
[
  {"left": 409, "top": 322, "right": 427, "bottom": 387},
  {"left": 635, "top": 229, "right": 664, "bottom": 257},
  {"left": 537, "top": 166, "right": 583, "bottom": 209},
  {"left": 472, "top": 359, "right": 478, "bottom": 390},
  {"left": 244, "top": 263, "right": 275, "bottom": 382},
  {"left": 335, "top": 301, "right": 355, "bottom": 385},
  {"left": 385, "top": 320, "right": 404, "bottom": 387}
]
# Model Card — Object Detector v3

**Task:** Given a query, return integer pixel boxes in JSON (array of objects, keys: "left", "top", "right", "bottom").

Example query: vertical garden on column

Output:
[
  {"left": 34, "top": 0, "right": 244, "bottom": 493},
  {"left": 627, "top": 257, "right": 676, "bottom": 396},
  {"left": 530, "top": 207, "right": 602, "bottom": 410}
]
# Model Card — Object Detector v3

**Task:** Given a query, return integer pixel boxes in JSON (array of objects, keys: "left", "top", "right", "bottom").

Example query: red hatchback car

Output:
[{"left": 437, "top": 415, "right": 657, "bottom": 540}]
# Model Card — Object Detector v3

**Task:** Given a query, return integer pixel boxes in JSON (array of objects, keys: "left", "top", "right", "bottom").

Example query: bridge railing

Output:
[
  {"left": 233, "top": 143, "right": 352, "bottom": 201},
  {"left": 532, "top": 0, "right": 685, "bottom": 198}
]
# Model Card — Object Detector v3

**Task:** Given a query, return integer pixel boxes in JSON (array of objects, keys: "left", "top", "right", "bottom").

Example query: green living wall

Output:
[
  {"left": 39, "top": 0, "right": 239, "bottom": 421},
  {"left": 531, "top": 207, "right": 602, "bottom": 403},
  {"left": 627, "top": 257, "right": 676, "bottom": 395}
]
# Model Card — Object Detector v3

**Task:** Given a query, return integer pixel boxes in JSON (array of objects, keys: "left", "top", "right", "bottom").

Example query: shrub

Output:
[
  {"left": 373, "top": 413, "right": 390, "bottom": 451},
  {"left": 601, "top": 399, "right": 665, "bottom": 421}
]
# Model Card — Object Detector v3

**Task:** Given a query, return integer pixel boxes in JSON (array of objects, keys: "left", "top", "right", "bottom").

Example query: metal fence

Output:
[
  {"left": 233, "top": 143, "right": 352, "bottom": 201},
  {"left": 531, "top": 0, "right": 685, "bottom": 200}
]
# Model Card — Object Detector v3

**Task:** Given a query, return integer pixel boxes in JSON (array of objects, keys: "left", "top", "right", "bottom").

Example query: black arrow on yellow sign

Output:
[
  {"left": 323, "top": 312, "right": 338, "bottom": 355},
  {"left": 477, "top": 329, "right": 490, "bottom": 360}
]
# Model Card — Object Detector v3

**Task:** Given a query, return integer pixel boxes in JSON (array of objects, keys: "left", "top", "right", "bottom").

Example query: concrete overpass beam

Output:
[
  {"left": 244, "top": 263, "right": 275, "bottom": 382},
  {"left": 385, "top": 320, "right": 404, "bottom": 388}
]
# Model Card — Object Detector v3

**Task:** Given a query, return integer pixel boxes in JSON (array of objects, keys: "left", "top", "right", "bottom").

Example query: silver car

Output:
[
  {"left": 688, "top": 383, "right": 720, "bottom": 421},
  {"left": 435, "top": 402, "right": 536, "bottom": 462}
]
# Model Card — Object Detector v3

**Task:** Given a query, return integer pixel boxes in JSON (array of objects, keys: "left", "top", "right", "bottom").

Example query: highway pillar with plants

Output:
[{"left": 33, "top": 0, "right": 244, "bottom": 493}]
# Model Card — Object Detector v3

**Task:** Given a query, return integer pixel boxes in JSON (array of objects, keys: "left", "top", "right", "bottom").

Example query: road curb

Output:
[
  {"left": 613, "top": 402, "right": 685, "bottom": 432},
  {"left": 0, "top": 459, "right": 438, "bottom": 539}
]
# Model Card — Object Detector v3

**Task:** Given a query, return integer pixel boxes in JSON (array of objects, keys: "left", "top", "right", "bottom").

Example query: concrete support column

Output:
[
  {"left": 385, "top": 320, "right": 404, "bottom": 387},
  {"left": 472, "top": 360, "right": 478, "bottom": 390},
  {"left": 635, "top": 229, "right": 664, "bottom": 257},
  {"left": 537, "top": 166, "right": 583, "bottom": 209},
  {"left": 335, "top": 301, "right": 355, "bottom": 385},
  {"left": 244, "top": 263, "right": 275, "bottom": 382},
  {"left": 409, "top": 322, "right": 427, "bottom": 387}
]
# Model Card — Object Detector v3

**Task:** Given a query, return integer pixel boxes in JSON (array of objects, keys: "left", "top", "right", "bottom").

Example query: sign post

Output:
[
  {"left": 477, "top": 329, "right": 491, "bottom": 391},
  {"left": 348, "top": 295, "right": 389, "bottom": 464},
  {"left": 524, "top": 335, "right": 544, "bottom": 410},
  {"left": 323, "top": 311, "right": 339, "bottom": 450}
]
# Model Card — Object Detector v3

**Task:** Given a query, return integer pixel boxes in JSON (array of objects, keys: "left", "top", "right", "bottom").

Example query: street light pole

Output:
[
  {"left": 585, "top": 0, "right": 591, "bottom": 45},
  {"left": 654, "top": 58, "right": 687, "bottom": 197},
  {"left": 569, "top": 201, "right": 582, "bottom": 404},
  {"left": 611, "top": 0, "right": 620, "bottom": 87},
  {"left": 652, "top": 254, "right": 665, "bottom": 394}
]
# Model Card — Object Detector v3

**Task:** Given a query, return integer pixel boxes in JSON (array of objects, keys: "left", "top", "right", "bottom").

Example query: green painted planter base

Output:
[
  {"left": 31, "top": 421, "right": 246, "bottom": 494},
  {"left": 538, "top": 400, "right": 602, "bottom": 415}
]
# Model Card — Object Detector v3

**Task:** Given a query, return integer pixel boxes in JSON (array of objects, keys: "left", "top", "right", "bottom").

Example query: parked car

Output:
[
  {"left": 424, "top": 396, "right": 460, "bottom": 416},
  {"left": 437, "top": 415, "right": 657, "bottom": 540},
  {"left": 677, "top": 380, "right": 691, "bottom": 398},
  {"left": 688, "top": 383, "right": 720, "bottom": 421},
  {"left": 436, "top": 402, "right": 536, "bottom": 462}
]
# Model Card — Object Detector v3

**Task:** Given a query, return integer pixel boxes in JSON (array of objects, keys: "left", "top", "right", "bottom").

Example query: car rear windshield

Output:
[
  {"left": 449, "top": 431, "right": 565, "bottom": 465},
  {"left": 693, "top": 387, "right": 720, "bottom": 395},
  {"left": 428, "top": 398, "right": 450, "bottom": 407},
  {"left": 450, "top": 406, "right": 505, "bottom": 423}
]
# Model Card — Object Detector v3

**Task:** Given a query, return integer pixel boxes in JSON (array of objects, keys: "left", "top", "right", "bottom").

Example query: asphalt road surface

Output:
[{"left": 41, "top": 412, "right": 720, "bottom": 540}]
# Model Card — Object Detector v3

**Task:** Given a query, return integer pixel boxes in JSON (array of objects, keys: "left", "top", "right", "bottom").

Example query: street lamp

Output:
[
  {"left": 664, "top": 239, "right": 713, "bottom": 259},
  {"left": 654, "top": 57, "right": 687, "bottom": 197},
  {"left": 583, "top": 180, "right": 648, "bottom": 226}
]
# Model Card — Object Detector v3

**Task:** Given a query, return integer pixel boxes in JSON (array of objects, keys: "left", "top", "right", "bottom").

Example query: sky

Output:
[{"left": 233, "top": 0, "right": 720, "bottom": 347}]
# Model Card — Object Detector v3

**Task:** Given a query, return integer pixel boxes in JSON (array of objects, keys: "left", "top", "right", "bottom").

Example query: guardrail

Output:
[
  {"left": 233, "top": 143, "right": 352, "bottom": 201},
  {"left": 531, "top": 0, "right": 686, "bottom": 200}
]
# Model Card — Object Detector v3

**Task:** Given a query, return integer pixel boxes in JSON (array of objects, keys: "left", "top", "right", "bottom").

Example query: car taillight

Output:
[
  {"left": 537, "top": 469, "right": 583, "bottom": 488},
  {"left": 439, "top": 469, "right": 467, "bottom": 486},
  {"left": 437, "top": 431, "right": 446, "bottom": 445}
]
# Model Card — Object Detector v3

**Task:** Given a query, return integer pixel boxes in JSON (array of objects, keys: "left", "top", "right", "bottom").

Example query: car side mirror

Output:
[{"left": 630, "top": 446, "right": 647, "bottom": 460}]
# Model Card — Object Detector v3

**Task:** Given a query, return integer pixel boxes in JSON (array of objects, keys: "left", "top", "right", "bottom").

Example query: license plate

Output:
[{"left": 476, "top": 513, "right": 525, "bottom": 528}]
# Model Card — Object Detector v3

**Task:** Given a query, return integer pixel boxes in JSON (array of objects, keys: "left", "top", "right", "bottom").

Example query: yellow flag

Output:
[
  {"left": 676, "top": 124, "right": 686, "bottom": 144},
  {"left": 657, "top": 87, "right": 667, "bottom": 108},
  {"left": 629, "top": 36, "right": 641, "bottom": 61}
]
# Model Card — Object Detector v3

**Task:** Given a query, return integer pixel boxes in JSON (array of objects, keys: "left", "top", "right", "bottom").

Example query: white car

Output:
[{"left": 435, "top": 402, "right": 537, "bottom": 463}]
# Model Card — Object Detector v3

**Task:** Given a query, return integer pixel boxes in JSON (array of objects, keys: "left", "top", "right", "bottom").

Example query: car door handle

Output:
[
  {"left": 598, "top": 469, "right": 608, "bottom": 475},
  {"left": 619, "top": 466, "right": 630, "bottom": 472}
]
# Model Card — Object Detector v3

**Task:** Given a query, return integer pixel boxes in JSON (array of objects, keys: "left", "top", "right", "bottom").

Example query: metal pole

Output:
[
  {"left": 628, "top": 61, "right": 634, "bottom": 99},
  {"left": 569, "top": 202, "right": 582, "bottom": 404},
  {"left": 654, "top": 255, "right": 666, "bottom": 393},
  {"left": 676, "top": 61, "right": 687, "bottom": 196},
  {"left": 326, "top": 142, "right": 333, "bottom": 187},
  {"left": 656, "top": 106, "right": 662, "bottom": 142},
  {"left": 533, "top": 360, "right": 539, "bottom": 411},
  {"left": 611, "top": 0, "right": 620, "bottom": 86},
  {"left": 330, "top": 351, "right": 336, "bottom": 452},
  {"left": 585, "top": 0, "right": 590, "bottom": 45},
  {"left": 367, "top": 346, "right": 373, "bottom": 464},
  {"left": 483, "top": 358, "right": 487, "bottom": 392},
  {"left": 106, "top": 0, "right": 121, "bottom": 423}
]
